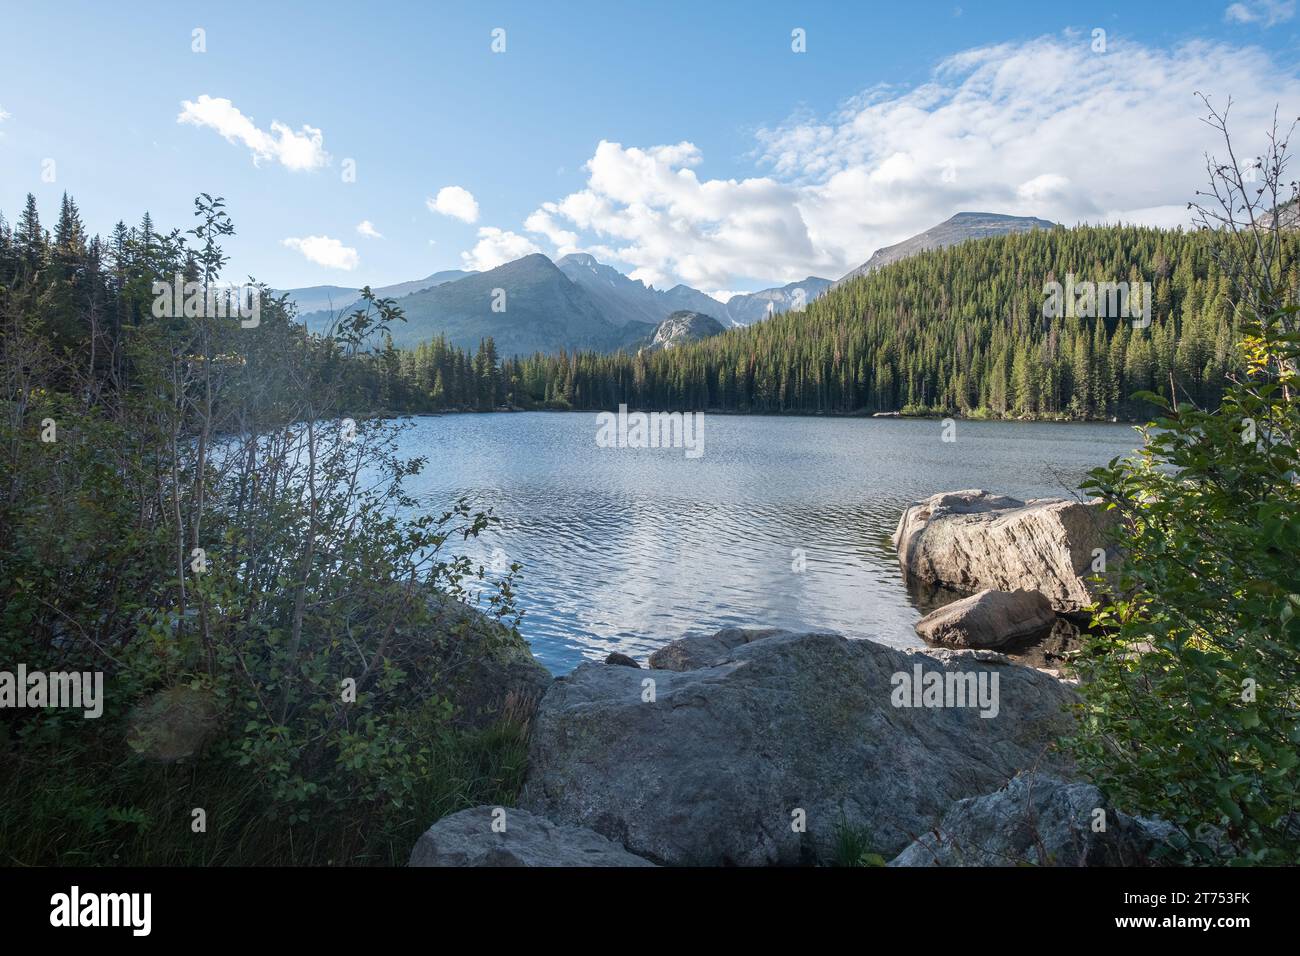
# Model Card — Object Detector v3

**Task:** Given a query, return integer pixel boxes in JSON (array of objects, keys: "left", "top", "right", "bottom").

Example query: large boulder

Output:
[
  {"left": 914, "top": 588, "right": 1056, "bottom": 649},
  {"left": 892, "top": 490, "right": 1119, "bottom": 613},
  {"left": 409, "top": 806, "right": 655, "bottom": 867},
  {"left": 520, "top": 629, "right": 1077, "bottom": 865},
  {"left": 888, "top": 772, "right": 1177, "bottom": 867},
  {"left": 410, "top": 589, "right": 553, "bottom": 731}
]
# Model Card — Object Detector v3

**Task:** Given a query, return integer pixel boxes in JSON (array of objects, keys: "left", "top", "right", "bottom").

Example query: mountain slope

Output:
[
  {"left": 378, "top": 254, "right": 649, "bottom": 355},
  {"left": 554, "top": 254, "right": 668, "bottom": 326},
  {"left": 279, "top": 284, "right": 362, "bottom": 316},
  {"left": 723, "top": 277, "right": 832, "bottom": 325},
  {"left": 288, "top": 270, "right": 475, "bottom": 331},
  {"left": 287, "top": 254, "right": 831, "bottom": 355},
  {"left": 835, "top": 212, "right": 1057, "bottom": 288},
  {"left": 557, "top": 252, "right": 831, "bottom": 327}
]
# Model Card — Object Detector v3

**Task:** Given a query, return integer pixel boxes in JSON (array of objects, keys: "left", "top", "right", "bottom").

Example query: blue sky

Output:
[{"left": 2, "top": 0, "right": 1298, "bottom": 295}]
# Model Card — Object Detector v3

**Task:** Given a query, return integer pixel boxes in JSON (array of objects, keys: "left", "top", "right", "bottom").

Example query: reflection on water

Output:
[{"left": 398, "top": 412, "right": 1140, "bottom": 674}]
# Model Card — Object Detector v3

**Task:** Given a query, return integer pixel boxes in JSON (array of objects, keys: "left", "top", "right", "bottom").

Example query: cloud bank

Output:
[{"left": 507, "top": 33, "right": 1300, "bottom": 291}]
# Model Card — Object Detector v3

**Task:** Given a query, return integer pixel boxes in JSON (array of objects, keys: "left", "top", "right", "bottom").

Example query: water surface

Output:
[{"left": 400, "top": 412, "right": 1140, "bottom": 673}]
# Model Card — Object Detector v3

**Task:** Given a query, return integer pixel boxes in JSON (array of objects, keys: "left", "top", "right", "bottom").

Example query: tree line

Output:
[{"left": 356, "top": 224, "right": 1298, "bottom": 422}]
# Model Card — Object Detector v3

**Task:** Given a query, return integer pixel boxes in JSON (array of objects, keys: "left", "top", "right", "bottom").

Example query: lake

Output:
[{"left": 399, "top": 412, "right": 1141, "bottom": 674}]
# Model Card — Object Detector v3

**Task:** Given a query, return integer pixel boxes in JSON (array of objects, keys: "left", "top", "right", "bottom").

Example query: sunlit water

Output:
[{"left": 397, "top": 412, "right": 1140, "bottom": 674}]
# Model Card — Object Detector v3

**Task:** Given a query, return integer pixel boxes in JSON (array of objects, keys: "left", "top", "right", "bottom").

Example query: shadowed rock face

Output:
[
  {"left": 914, "top": 588, "right": 1056, "bottom": 649},
  {"left": 409, "top": 806, "right": 655, "bottom": 867},
  {"left": 520, "top": 629, "right": 1077, "bottom": 865},
  {"left": 892, "top": 489, "right": 1120, "bottom": 614},
  {"left": 888, "top": 772, "right": 1177, "bottom": 867}
]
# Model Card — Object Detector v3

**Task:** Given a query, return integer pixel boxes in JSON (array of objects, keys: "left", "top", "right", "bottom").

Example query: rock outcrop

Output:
[
  {"left": 646, "top": 626, "right": 793, "bottom": 670},
  {"left": 520, "top": 628, "right": 1077, "bottom": 865},
  {"left": 914, "top": 588, "right": 1056, "bottom": 649},
  {"left": 409, "top": 806, "right": 655, "bottom": 867},
  {"left": 644, "top": 310, "right": 726, "bottom": 351},
  {"left": 893, "top": 490, "right": 1118, "bottom": 613},
  {"left": 888, "top": 772, "right": 1176, "bottom": 867},
  {"left": 419, "top": 590, "right": 553, "bottom": 730}
]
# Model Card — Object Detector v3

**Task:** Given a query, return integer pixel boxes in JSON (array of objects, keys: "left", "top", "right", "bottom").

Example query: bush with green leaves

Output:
[
  {"left": 1068, "top": 101, "right": 1300, "bottom": 865},
  {"left": 0, "top": 193, "right": 529, "bottom": 864},
  {"left": 1072, "top": 322, "right": 1300, "bottom": 864}
]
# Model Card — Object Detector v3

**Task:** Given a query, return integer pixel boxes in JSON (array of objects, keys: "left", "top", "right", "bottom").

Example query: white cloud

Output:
[
  {"left": 281, "top": 235, "right": 359, "bottom": 270},
  {"left": 1016, "top": 173, "right": 1071, "bottom": 204},
  {"left": 524, "top": 205, "right": 580, "bottom": 254},
  {"left": 0, "top": 104, "right": 9, "bottom": 122},
  {"left": 461, "top": 227, "right": 540, "bottom": 271},
  {"left": 427, "top": 186, "right": 480, "bottom": 223},
  {"left": 178, "top": 95, "right": 328, "bottom": 171},
  {"left": 356, "top": 220, "right": 383, "bottom": 239},
  {"left": 509, "top": 33, "right": 1300, "bottom": 289},
  {"left": 1224, "top": 1, "right": 1295, "bottom": 26}
]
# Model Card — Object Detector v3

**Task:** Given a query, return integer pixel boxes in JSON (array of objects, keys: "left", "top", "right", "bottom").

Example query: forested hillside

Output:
[
  {"left": 5, "top": 191, "right": 1293, "bottom": 423},
  {"left": 371, "top": 224, "right": 1298, "bottom": 421}
]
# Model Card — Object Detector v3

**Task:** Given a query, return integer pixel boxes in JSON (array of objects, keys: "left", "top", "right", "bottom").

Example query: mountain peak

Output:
[{"left": 835, "top": 211, "right": 1056, "bottom": 287}]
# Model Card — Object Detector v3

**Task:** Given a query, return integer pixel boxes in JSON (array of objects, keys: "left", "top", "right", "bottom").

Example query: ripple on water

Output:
[{"left": 398, "top": 413, "right": 1140, "bottom": 673}]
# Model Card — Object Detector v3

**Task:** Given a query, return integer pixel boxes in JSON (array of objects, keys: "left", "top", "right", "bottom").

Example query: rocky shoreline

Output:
[{"left": 409, "top": 489, "right": 1166, "bottom": 867}]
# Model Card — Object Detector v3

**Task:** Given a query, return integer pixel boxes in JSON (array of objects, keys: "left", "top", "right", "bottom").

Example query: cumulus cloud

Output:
[
  {"left": 178, "top": 95, "right": 328, "bottom": 171},
  {"left": 511, "top": 33, "right": 1300, "bottom": 289},
  {"left": 427, "top": 186, "right": 480, "bottom": 223},
  {"left": 524, "top": 206, "right": 580, "bottom": 254},
  {"left": 1224, "top": 1, "right": 1295, "bottom": 26},
  {"left": 355, "top": 220, "right": 383, "bottom": 239},
  {"left": 281, "top": 235, "right": 359, "bottom": 270},
  {"left": 461, "top": 227, "right": 540, "bottom": 271}
]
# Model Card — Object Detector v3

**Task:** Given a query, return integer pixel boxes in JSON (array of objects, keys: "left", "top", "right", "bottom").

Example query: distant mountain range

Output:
[
  {"left": 281, "top": 255, "right": 829, "bottom": 355},
  {"left": 277, "top": 270, "right": 474, "bottom": 318},
  {"left": 833, "top": 212, "right": 1057, "bottom": 288},
  {"left": 277, "top": 210, "right": 1052, "bottom": 356}
]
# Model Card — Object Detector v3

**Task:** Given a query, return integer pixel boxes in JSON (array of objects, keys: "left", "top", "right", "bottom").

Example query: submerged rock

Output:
[
  {"left": 520, "top": 628, "right": 1077, "bottom": 865},
  {"left": 892, "top": 489, "right": 1119, "bottom": 613},
  {"left": 914, "top": 588, "right": 1056, "bottom": 649},
  {"left": 409, "top": 806, "right": 655, "bottom": 867},
  {"left": 888, "top": 772, "right": 1177, "bottom": 867}
]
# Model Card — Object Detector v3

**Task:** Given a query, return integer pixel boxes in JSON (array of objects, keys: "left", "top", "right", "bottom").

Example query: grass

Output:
[
  {"left": 0, "top": 717, "right": 530, "bottom": 867},
  {"left": 830, "top": 819, "right": 887, "bottom": 867}
]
